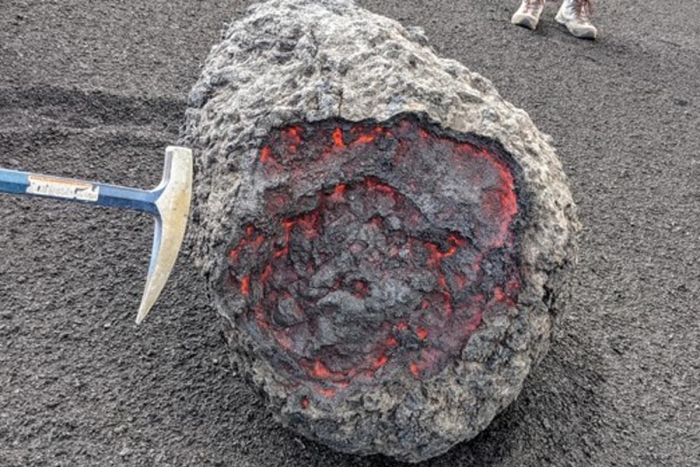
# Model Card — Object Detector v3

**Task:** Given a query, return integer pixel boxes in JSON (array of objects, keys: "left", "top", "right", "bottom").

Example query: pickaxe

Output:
[{"left": 0, "top": 146, "right": 193, "bottom": 323}]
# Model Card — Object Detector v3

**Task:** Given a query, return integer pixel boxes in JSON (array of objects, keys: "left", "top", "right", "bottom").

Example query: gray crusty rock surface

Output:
[{"left": 184, "top": 0, "right": 580, "bottom": 462}]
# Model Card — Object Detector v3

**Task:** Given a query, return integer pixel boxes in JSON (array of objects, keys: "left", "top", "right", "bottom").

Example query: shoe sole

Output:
[
  {"left": 512, "top": 13, "right": 539, "bottom": 30},
  {"left": 555, "top": 12, "right": 597, "bottom": 39}
]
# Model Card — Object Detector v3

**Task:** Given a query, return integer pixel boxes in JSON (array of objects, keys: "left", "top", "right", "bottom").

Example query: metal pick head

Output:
[{"left": 136, "top": 146, "right": 193, "bottom": 324}]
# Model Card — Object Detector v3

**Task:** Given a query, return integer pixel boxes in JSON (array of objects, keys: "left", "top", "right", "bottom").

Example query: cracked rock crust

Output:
[{"left": 184, "top": 0, "right": 580, "bottom": 463}]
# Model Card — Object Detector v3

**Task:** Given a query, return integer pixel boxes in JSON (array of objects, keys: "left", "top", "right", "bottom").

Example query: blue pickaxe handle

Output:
[
  {"left": 0, "top": 166, "right": 160, "bottom": 214},
  {"left": 0, "top": 146, "right": 193, "bottom": 323}
]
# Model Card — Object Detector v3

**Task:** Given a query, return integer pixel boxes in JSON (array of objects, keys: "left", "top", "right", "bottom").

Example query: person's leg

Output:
[
  {"left": 511, "top": 0, "right": 547, "bottom": 30},
  {"left": 556, "top": 0, "right": 598, "bottom": 39}
]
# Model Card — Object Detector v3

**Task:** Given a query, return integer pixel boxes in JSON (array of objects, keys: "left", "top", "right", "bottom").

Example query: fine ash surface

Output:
[{"left": 185, "top": 0, "right": 580, "bottom": 462}]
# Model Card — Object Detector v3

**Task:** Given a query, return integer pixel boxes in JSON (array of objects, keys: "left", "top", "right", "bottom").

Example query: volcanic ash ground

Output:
[{"left": 184, "top": 0, "right": 580, "bottom": 462}]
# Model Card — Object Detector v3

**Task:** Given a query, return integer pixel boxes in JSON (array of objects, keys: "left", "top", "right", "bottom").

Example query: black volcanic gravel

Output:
[{"left": 1, "top": 0, "right": 699, "bottom": 466}]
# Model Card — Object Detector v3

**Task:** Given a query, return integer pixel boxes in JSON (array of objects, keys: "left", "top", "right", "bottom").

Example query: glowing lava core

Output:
[{"left": 224, "top": 116, "right": 523, "bottom": 403}]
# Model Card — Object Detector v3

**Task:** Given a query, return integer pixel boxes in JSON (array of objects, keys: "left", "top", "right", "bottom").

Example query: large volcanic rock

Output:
[{"left": 184, "top": 0, "right": 580, "bottom": 463}]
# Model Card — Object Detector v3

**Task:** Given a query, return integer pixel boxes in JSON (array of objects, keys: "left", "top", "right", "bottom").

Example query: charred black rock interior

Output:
[{"left": 185, "top": 0, "right": 580, "bottom": 463}]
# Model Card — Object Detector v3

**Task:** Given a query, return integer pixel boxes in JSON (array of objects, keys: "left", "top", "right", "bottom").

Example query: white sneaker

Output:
[
  {"left": 556, "top": 0, "right": 598, "bottom": 39},
  {"left": 511, "top": 0, "right": 546, "bottom": 30}
]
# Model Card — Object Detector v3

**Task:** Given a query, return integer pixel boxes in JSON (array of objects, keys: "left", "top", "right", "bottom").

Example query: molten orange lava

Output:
[{"left": 228, "top": 117, "right": 523, "bottom": 400}]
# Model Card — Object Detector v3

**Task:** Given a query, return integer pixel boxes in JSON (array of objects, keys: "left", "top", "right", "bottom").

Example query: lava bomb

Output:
[{"left": 184, "top": 0, "right": 580, "bottom": 463}]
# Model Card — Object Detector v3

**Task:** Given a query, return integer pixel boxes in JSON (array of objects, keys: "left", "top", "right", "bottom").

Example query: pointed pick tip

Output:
[
  {"left": 134, "top": 146, "right": 193, "bottom": 325},
  {"left": 135, "top": 309, "right": 148, "bottom": 325},
  {"left": 135, "top": 301, "right": 153, "bottom": 324}
]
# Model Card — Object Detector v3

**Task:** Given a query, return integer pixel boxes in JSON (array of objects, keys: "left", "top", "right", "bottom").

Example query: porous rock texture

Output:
[{"left": 184, "top": 0, "right": 580, "bottom": 463}]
